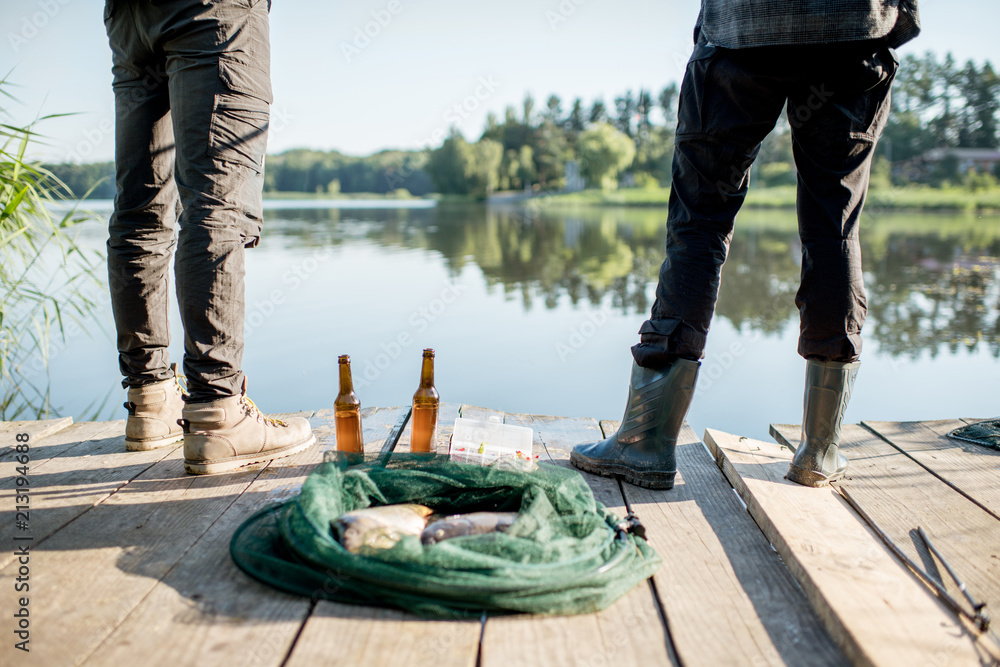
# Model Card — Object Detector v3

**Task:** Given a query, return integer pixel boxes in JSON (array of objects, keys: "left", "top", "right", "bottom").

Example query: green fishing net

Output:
[
  {"left": 948, "top": 419, "right": 1000, "bottom": 451},
  {"left": 230, "top": 453, "right": 661, "bottom": 618}
]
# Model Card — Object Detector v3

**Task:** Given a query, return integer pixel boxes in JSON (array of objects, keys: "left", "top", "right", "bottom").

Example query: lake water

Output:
[{"left": 11, "top": 200, "right": 1000, "bottom": 443}]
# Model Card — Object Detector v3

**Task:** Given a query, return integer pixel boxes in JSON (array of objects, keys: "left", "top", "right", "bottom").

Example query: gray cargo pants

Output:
[{"left": 105, "top": 0, "right": 271, "bottom": 402}]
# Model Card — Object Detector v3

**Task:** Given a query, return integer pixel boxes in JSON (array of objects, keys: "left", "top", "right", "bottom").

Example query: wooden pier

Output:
[{"left": 1, "top": 405, "right": 998, "bottom": 666}]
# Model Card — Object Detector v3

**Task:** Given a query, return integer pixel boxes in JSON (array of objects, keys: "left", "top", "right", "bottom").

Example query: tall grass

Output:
[{"left": 1, "top": 84, "right": 104, "bottom": 419}]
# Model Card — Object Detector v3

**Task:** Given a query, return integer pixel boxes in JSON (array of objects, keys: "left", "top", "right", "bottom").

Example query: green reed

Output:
[{"left": 1, "top": 84, "right": 104, "bottom": 419}]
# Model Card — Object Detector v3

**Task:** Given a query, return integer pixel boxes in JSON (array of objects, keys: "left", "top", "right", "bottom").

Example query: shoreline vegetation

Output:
[
  {"left": 42, "top": 50, "right": 1000, "bottom": 216},
  {"left": 260, "top": 185, "right": 1000, "bottom": 214}
]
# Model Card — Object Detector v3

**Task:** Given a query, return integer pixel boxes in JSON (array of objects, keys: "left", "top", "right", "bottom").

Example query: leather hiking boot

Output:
[
  {"left": 124, "top": 364, "right": 186, "bottom": 451},
  {"left": 181, "top": 378, "right": 315, "bottom": 475},
  {"left": 571, "top": 358, "right": 700, "bottom": 489},
  {"left": 786, "top": 359, "right": 860, "bottom": 488}
]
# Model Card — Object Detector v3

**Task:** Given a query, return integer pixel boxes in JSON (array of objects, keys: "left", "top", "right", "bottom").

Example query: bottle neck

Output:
[
  {"left": 339, "top": 361, "right": 354, "bottom": 394},
  {"left": 419, "top": 355, "right": 434, "bottom": 387}
]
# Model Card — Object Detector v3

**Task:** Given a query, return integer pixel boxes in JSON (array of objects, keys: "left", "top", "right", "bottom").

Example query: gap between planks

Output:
[
  {"left": 603, "top": 420, "right": 846, "bottom": 667},
  {"left": 860, "top": 419, "right": 1000, "bottom": 522},
  {"left": 282, "top": 403, "right": 481, "bottom": 667},
  {"left": 467, "top": 406, "right": 677, "bottom": 667}
]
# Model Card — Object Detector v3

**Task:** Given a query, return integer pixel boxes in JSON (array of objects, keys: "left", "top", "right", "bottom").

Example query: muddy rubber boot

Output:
[
  {"left": 570, "top": 358, "right": 700, "bottom": 489},
  {"left": 181, "top": 377, "right": 316, "bottom": 475},
  {"left": 786, "top": 359, "right": 860, "bottom": 487},
  {"left": 124, "top": 364, "right": 187, "bottom": 451}
]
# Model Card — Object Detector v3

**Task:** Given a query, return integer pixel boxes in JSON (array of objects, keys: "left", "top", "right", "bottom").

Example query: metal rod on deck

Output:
[
  {"left": 839, "top": 486, "right": 991, "bottom": 633},
  {"left": 916, "top": 526, "right": 990, "bottom": 632}
]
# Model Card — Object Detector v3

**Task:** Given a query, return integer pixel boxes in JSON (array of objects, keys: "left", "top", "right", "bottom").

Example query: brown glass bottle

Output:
[
  {"left": 410, "top": 349, "right": 440, "bottom": 453},
  {"left": 335, "top": 355, "right": 364, "bottom": 454}
]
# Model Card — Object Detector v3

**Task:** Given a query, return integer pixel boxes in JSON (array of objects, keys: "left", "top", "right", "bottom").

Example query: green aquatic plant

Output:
[{"left": 0, "top": 83, "right": 103, "bottom": 419}]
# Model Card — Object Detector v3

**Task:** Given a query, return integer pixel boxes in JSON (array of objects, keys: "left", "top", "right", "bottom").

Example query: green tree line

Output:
[
  {"left": 888, "top": 51, "right": 1000, "bottom": 160},
  {"left": 45, "top": 51, "right": 1000, "bottom": 200}
]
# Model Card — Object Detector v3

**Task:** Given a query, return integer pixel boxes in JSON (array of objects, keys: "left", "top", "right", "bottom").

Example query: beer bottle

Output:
[
  {"left": 410, "top": 348, "right": 440, "bottom": 453},
  {"left": 335, "top": 355, "right": 364, "bottom": 454}
]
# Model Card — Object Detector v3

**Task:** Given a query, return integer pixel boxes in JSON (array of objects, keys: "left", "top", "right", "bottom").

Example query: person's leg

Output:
[
  {"left": 155, "top": 0, "right": 314, "bottom": 473},
  {"left": 573, "top": 45, "right": 786, "bottom": 488},
  {"left": 786, "top": 43, "right": 897, "bottom": 486},
  {"left": 106, "top": 2, "right": 178, "bottom": 389},
  {"left": 105, "top": 2, "right": 187, "bottom": 450},
  {"left": 158, "top": 0, "right": 271, "bottom": 402},
  {"left": 790, "top": 43, "right": 896, "bottom": 363},
  {"left": 632, "top": 44, "right": 788, "bottom": 367}
]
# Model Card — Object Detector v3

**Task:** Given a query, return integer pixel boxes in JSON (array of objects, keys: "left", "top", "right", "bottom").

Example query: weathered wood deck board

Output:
[
  {"left": 82, "top": 410, "right": 331, "bottom": 667},
  {"left": 706, "top": 428, "right": 996, "bottom": 666},
  {"left": 772, "top": 423, "right": 1000, "bottom": 631},
  {"left": 607, "top": 420, "right": 847, "bottom": 667},
  {"left": 0, "top": 420, "right": 178, "bottom": 569},
  {"left": 0, "top": 411, "right": 311, "bottom": 666},
  {"left": 284, "top": 405, "right": 483, "bottom": 667},
  {"left": 479, "top": 410, "right": 676, "bottom": 667},
  {"left": 286, "top": 604, "right": 481, "bottom": 667},
  {"left": 0, "top": 415, "right": 73, "bottom": 447},
  {"left": 7, "top": 408, "right": 996, "bottom": 666},
  {"left": 861, "top": 419, "right": 1000, "bottom": 521},
  {"left": 0, "top": 418, "right": 121, "bottom": 468}
]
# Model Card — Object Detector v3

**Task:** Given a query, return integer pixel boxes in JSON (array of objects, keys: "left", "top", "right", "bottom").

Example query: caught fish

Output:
[
  {"left": 333, "top": 504, "right": 434, "bottom": 553},
  {"left": 421, "top": 512, "right": 519, "bottom": 545}
]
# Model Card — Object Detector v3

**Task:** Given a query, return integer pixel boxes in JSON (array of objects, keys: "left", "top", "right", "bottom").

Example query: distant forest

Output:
[{"left": 48, "top": 51, "right": 1000, "bottom": 200}]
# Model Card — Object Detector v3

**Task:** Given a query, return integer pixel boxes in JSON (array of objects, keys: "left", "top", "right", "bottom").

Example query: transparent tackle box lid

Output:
[{"left": 449, "top": 415, "right": 535, "bottom": 470}]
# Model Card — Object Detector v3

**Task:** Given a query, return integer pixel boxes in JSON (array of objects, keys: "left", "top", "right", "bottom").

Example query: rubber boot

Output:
[
  {"left": 570, "top": 358, "right": 700, "bottom": 489},
  {"left": 124, "top": 364, "right": 186, "bottom": 451},
  {"left": 786, "top": 359, "right": 860, "bottom": 487},
  {"left": 181, "top": 377, "right": 316, "bottom": 475}
]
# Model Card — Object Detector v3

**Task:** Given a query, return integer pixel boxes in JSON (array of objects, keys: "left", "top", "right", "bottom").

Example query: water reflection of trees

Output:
[{"left": 264, "top": 204, "right": 1000, "bottom": 358}]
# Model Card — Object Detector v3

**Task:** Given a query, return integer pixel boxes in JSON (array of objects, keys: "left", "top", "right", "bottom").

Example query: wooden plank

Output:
[
  {"left": 0, "top": 416, "right": 73, "bottom": 445},
  {"left": 284, "top": 406, "right": 482, "bottom": 667},
  {"left": 861, "top": 419, "right": 1000, "bottom": 522},
  {"left": 84, "top": 408, "right": 376, "bottom": 667},
  {"left": 0, "top": 418, "right": 119, "bottom": 466},
  {"left": 706, "top": 428, "right": 996, "bottom": 666},
  {"left": 606, "top": 420, "right": 846, "bottom": 666},
  {"left": 0, "top": 411, "right": 316, "bottom": 666},
  {"left": 772, "top": 423, "right": 1000, "bottom": 630},
  {"left": 0, "top": 420, "right": 179, "bottom": 569},
  {"left": 287, "top": 604, "right": 480, "bottom": 667},
  {"left": 479, "top": 410, "right": 676, "bottom": 667}
]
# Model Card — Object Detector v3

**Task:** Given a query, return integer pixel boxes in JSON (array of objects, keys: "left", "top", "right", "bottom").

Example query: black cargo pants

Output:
[
  {"left": 632, "top": 40, "right": 897, "bottom": 367},
  {"left": 105, "top": 0, "right": 271, "bottom": 401}
]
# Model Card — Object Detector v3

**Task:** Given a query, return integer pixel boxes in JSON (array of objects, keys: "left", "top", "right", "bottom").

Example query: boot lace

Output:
[
  {"left": 174, "top": 372, "right": 189, "bottom": 397},
  {"left": 240, "top": 395, "right": 287, "bottom": 427}
]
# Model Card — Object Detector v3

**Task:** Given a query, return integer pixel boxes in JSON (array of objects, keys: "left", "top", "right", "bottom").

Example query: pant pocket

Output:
[{"left": 207, "top": 55, "right": 271, "bottom": 173}]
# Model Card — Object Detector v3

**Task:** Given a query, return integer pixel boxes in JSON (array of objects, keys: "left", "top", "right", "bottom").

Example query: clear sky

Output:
[{"left": 3, "top": 0, "right": 999, "bottom": 163}]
